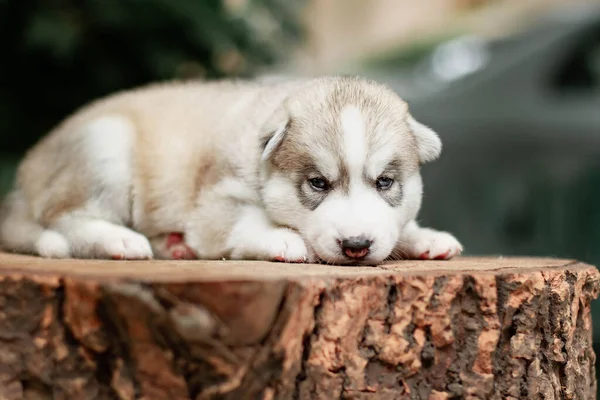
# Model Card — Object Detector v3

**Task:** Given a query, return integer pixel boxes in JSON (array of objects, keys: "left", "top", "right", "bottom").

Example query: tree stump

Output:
[{"left": 0, "top": 253, "right": 597, "bottom": 400}]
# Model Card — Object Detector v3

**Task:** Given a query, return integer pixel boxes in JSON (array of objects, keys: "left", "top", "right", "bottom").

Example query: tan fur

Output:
[
  {"left": 0, "top": 76, "right": 462, "bottom": 262},
  {"left": 20, "top": 81, "right": 283, "bottom": 223}
]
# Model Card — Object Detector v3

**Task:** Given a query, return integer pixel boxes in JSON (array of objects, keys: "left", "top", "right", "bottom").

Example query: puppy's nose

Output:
[{"left": 340, "top": 236, "right": 372, "bottom": 259}]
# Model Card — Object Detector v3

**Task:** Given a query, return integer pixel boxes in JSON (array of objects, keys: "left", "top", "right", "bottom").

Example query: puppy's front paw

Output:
[
  {"left": 149, "top": 232, "right": 198, "bottom": 260},
  {"left": 398, "top": 228, "right": 462, "bottom": 260},
  {"left": 268, "top": 229, "right": 309, "bottom": 263},
  {"left": 412, "top": 230, "right": 462, "bottom": 260},
  {"left": 166, "top": 233, "right": 198, "bottom": 260},
  {"left": 97, "top": 228, "right": 153, "bottom": 260},
  {"left": 35, "top": 231, "right": 71, "bottom": 258},
  {"left": 230, "top": 228, "right": 309, "bottom": 263}
]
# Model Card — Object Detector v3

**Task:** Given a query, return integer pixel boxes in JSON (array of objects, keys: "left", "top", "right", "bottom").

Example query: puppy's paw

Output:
[
  {"left": 167, "top": 233, "right": 198, "bottom": 260},
  {"left": 35, "top": 231, "right": 71, "bottom": 258},
  {"left": 102, "top": 230, "right": 154, "bottom": 260},
  {"left": 411, "top": 230, "right": 462, "bottom": 260},
  {"left": 267, "top": 229, "right": 309, "bottom": 263},
  {"left": 84, "top": 226, "right": 153, "bottom": 260},
  {"left": 229, "top": 228, "right": 309, "bottom": 263},
  {"left": 166, "top": 233, "right": 198, "bottom": 260},
  {"left": 398, "top": 229, "right": 462, "bottom": 260},
  {"left": 149, "top": 232, "right": 198, "bottom": 260},
  {"left": 51, "top": 219, "right": 154, "bottom": 260}
]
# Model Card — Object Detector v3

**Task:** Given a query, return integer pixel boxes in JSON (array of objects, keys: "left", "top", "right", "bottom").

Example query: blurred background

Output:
[{"left": 1, "top": 0, "right": 600, "bottom": 390}]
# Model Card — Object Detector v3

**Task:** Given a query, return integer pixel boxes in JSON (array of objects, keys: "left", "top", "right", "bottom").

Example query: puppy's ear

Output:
[
  {"left": 407, "top": 114, "right": 442, "bottom": 163},
  {"left": 260, "top": 108, "right": 290, "bottom": 162}
]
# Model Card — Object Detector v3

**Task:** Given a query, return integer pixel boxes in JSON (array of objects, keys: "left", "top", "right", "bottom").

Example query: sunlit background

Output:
[{"left": 2, "top": 0, "right": 600, "bottom": 390}]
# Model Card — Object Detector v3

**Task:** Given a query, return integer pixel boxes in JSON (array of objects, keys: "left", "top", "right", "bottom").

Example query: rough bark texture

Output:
[{"left": 0, "top": 253, "right": 597, "bottom": 400}]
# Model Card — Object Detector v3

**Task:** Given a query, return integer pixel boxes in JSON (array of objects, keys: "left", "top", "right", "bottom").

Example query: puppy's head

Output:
[{"left": 259, "top": 76, "right": 441, "bottom": 264}]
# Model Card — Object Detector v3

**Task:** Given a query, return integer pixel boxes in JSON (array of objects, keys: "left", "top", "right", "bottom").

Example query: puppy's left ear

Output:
[
  {"left": 260, "top": 107, "right": 290, "bottom": 162},
  {"left": 407, "top": 114, "right": 442, "bottom": 163}
]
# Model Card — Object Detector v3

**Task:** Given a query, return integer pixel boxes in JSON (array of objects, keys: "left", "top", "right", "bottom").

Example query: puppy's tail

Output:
[{"left": 0, "top": 190, "right": 71, "bottom": 258}]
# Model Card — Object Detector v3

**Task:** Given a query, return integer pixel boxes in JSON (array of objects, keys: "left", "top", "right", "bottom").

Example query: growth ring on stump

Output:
[{"left": 0, "top": 253, "right": 598, "bottom": 399}]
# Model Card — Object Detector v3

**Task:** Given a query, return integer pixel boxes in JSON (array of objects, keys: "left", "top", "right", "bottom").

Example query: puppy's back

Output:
[{"left": 12, "top": 79, "right": 299, "bottom": 234}]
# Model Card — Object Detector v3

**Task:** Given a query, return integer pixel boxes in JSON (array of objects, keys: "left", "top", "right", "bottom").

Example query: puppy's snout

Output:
[{"left": 340, "top": 236, "right": 372, "bottom": 259}]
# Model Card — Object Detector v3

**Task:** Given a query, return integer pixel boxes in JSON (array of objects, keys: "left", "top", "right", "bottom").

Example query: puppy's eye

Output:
[
  {"left": 308, "top": 177, "right": 329, "bottom": 191},
  {"left": 376, "top": 177, "right": 394, "bottom": 190}
]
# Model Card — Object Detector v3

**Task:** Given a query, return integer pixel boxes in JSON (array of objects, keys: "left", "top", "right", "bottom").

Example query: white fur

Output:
[
  {"left": 0, "top": 190, "right": 71, "bottom": 257},
  {"left": 305, "top": 188, "right": 399, "bottom": 264},
  {"left": 212, "top": 177, "right": 259, "bottom": 203},
  {"left": 260, "top": 172, "right": 306, "bottom": 225},
  {"left": 312, "top": 147, "right": 343, "bottom": 183},
  {"left": 266, "top": 107, "right": 408, "bottom": 264},
  {"left": 51, "top": 217, "right": 153, "bottom": 259},
  {"left": 259, "top": 95, "right": 460, "bottom": 264},
  {"left": 0, "top": 76, "right": 462, "bottom": 264},
  {"left": 365, "top": 144, "right": 401, "bottom": 180},
  {"left": 328, "top": 106, "right": 397, "bottom": 261},
  {"left": 398, "top": 173, "right": 424, "bottom": 219},
  {"left": 82, "top": 116, "right": 135, "bottom": 181},
  {"left": 45, "top": 116, "right": 152, "bottom": 259},
  {"left": 340, "top": 106, "right": 367, "bottom": 178},
  {"left": 85, "top": 116, "right": 135, "bottom": 221},
  {"left": 226, "top": 205, "right": 308, "bottom": 261},
  {"left": 396, "top": 220, "right": 463, "bottom": 259},
  {"left": 35, "top": 231, "right": 71, "bottom": 258}
]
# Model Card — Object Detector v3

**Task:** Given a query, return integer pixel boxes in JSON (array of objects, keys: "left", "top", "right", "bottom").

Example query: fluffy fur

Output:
[{"left": 0, "top": 76, "right": 462, "bottom": 264}]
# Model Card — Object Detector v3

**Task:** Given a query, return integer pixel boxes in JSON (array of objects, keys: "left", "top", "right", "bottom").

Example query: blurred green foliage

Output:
[{"left": 0, "top": 0, "right": 306, "bottom": 159}]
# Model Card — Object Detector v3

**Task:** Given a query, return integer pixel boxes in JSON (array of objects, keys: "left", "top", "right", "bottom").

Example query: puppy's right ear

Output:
[{"left": 260, "top": 108, "right": 290, "bottom": 162}]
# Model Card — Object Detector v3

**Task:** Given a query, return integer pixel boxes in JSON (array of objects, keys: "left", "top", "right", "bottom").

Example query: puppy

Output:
[{"left": 0, "top": 76, "right": 462, "bottom": 264}]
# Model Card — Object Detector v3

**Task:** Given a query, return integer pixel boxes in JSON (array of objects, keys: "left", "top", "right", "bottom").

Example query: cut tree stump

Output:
[{"left": 0, "top": 253, "right": 598, "bottom": 400}]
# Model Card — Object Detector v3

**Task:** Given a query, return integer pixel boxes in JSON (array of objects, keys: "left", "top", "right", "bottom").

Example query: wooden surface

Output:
[
  {"left": 0, "top": 253, "right": 597, "bottom": 399},
  {"left": 0, "top": 252, "right": 587, "bottom": 280}
]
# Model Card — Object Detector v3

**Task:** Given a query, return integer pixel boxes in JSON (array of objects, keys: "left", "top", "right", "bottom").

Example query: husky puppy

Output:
[{"left": 0, "top": 76, "right": 462, "bottom": 264}]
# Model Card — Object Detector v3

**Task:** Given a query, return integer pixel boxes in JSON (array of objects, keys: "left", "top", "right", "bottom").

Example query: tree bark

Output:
[{"left": 0, "top": 253, "right": 597, "bottom": 400}]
